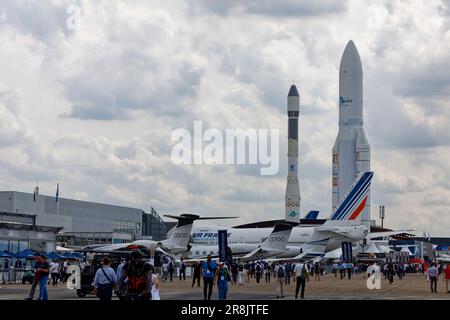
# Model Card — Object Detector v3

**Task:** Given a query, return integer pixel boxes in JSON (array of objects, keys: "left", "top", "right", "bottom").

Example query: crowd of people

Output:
[
  {"left": 15, "top": 252, "right": 450, "bottom": 300},
  {"left": 185, "top": 258, "right": 450, "bottom": 300},
  {"left": 23, "top": 254, "right": 89, "bottom": 300}
]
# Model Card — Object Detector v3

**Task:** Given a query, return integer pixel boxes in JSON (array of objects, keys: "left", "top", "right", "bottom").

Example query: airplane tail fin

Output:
[
  {"left": 304, "top": 210, "right": 319, "bottom": 220},
  {"left": 324, "top": 171, "right": 373, "bottom": 226},
  {"left": 160, "top": 214, "right": 236, "bottom": 251},
  {"left": 241, "top": 223, "right": 293, "bottom": 261},
  {"left": 260, "top": 222, "right": 293, "bottom": 251}
]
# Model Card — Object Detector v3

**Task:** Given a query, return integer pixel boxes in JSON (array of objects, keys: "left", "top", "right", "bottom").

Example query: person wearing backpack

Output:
[
  {"left": 293, "top": 260, "right": 310, "bottom": 299},
  {"left": 255, "top": 262, "right": 263, "bottom": 283},
  {"left": 274, "top": 262, "right": 286, "bottom": 298}
]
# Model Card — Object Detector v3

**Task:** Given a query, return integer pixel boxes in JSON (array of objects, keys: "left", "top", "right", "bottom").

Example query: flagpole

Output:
[{"left": 56, "top": 183, "right": 60, "bottom": 228}]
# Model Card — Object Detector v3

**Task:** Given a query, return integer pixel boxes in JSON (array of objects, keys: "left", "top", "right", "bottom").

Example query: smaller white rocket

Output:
[{"left": 285, "top": 85, "right": 301, "bottom": 224}]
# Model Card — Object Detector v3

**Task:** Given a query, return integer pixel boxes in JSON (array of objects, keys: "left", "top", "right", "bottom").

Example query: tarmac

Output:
[{"left": 0, "top": 273, "right": 449, "bottom": 300}]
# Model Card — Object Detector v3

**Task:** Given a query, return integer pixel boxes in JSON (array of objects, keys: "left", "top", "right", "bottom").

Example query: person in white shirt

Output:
[
  {"left": 428, "top": 263, "right": 439, "bottom": 293},
  {"left": 151, "top": 273, "right": 160, "bottom": 300},
  {"left": 293, "top": 261, "right": 310, "bottom": 299},
  {"left": 162, "top": 262, "right": 169, "bottom": 282},
  {"left": 49, "top": 260, "right": 60, "bottom": 287},
  {"left": 332, "top": 263, "right": 338, "bottom": 278}
]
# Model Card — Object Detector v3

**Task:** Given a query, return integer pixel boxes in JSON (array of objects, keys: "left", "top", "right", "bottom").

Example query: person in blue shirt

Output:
[
  {"left": 116, "top": 255, "right": 130, "bottom": 292},
  {"left": 93, "top": 257, "right": 117, "bottom": 301},
  {"left": 215, "top": 262, "right": 230, "bottom": 300},
  {"left": 201, "top": 255, "right": 218, "bottom": 300}
]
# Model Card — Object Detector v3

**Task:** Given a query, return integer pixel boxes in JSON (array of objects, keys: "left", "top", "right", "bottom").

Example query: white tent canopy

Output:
[
  {"left": 400, "top": 246, "right": 414, "bottom": 256},
  {"left": 377, "top": 245, "right": 394, "bottom": 253},
  {"left": 365, "top": 242, "right": 382, "bottom": 254}
]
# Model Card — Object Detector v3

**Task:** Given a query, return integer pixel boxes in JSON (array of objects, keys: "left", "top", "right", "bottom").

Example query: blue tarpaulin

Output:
[
  {"left": 47, "top": 252, "right": 63, "bottom": 260},
  {"left": 13, "top": 249, "right": 38, "bottom": 259},
  {"left": 62, "top": 252, "right": 84, "bottom": 260},
  {"left": 0, "top": 250, "right": 11, "bottom": 257}
]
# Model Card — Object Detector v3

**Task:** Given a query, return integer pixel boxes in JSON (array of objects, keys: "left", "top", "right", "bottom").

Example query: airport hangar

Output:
[{"left": 0, "top": 191, "right": 176, "bottom": 254}]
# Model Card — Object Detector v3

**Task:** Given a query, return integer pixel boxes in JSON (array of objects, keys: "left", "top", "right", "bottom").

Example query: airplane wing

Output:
[
  {"left": 367, "top": 230, "right": 415, "bottom": 239},
  {"left": 316, "top": 227, "right": 355, "bottom": 238},
  {"left": 240, "top": 247, "right": 265, "bottom": 261}
]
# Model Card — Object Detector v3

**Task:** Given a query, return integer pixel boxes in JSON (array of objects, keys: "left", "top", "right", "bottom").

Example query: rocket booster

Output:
[
  {"left": 285, "top": 85, "right": 301, "bottom": 223},
  {"left": 332, "top": 40, "right": 371, "bottom": 228}
]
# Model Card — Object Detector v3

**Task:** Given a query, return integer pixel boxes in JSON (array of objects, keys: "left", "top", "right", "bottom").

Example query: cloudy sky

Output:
[{"left": 0, "top": 0, "right": 448, "bottom": 235}]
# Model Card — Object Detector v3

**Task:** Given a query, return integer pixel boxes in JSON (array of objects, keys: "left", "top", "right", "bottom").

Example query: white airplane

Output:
[
  {"left": 179, "top": 222, "right": 294, "bottom": 262},
  {"left": 184, "top": 171, "right": 411, "bottom": 261},
  {"left": 436, "top": 253, "right": 450, "bottom": 263},
  {"left": 94, "top": 214, "right": 235, "bottom": 255}
]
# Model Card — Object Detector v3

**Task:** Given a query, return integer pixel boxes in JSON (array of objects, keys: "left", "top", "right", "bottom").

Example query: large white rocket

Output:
[
  {"left": 285, "top": 85, "right": 301, "bottom": 224},
  {"left": 332, "top": 40, "right": 371, "bottom": 228}
]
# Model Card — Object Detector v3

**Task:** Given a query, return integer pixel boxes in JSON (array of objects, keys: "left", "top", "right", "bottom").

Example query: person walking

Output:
[
  {"left": 244, "top": 262, "right": 250, "bottom": 283},
  {"left": 14, "top": 259, "right": 23, "bottom": 284},
  {"left": 238, "top": 263, "right": 244, "bottom": 285},
  {"left": 216, "top": 262, "right": 230, "bottom": 300},
  {"left": 387, "top": 263, "right": 395, "bottom": 285},
  {"left": 428, "top": 263, "right": 439, "bottom": 293},
  {"left": 285, "top": 263, "right": 291, "bottom": 285},
  {"left": 179, "top": 260, "right": 186, "bottom": 281},
  {"left": 332, "top": 262, "right": 338, "bottom": 278},
  {"left": 168, "top": 260, "right": 174, "bottom": 282},
  {"left": 274, "top": 263, "right": 285, "bottom": 299},
  {"left": 92, "top": 257, "right": 117, "bottom": 301},
  {"left": 314, "top": 263, "right": 321, "bottom": 281},
  {"left": 347, "top": 262, "right": 353, "bottom": 280},
  {"left": 339, "top": 262, "right": 345, "bottom": 279},
  {"left": 231, "top": 261, "right": 238, "bottom": 285},
  {"left": 444, "top": 264, "right": 450, "bottom": 293},
  {"left": 202, "top": 255, "right": 218, "bottom": 301},
  {"left": 294, "top": 260, "right": 310, "bottom": 299},
  {"left": 151, "top": 273, "right": 160, "bottom": 300},
  {"left": 25, "top": 255, "right": 40, "bottom": 300},
  {"left": 37, "top": 254, "right": 50, "bottom": 301},
  {"left": 49, "top": 260, "right": 60, "bottom": 287},
  {"left": 162, "top": 261, "right": 168, "bottom": 282},
  {"left": 264, "top": 263, "right": 271, "bottom": 283},
  {"left": 255, "top": 262, "right": 262, "bottom": 283},
  {"left": 191, "top": 261, "right": 201, "bottom": 287}
]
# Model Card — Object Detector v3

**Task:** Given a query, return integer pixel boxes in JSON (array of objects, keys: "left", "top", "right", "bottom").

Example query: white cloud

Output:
[{"left": 0, "top": 0, "right": 448, "bottom": 235}]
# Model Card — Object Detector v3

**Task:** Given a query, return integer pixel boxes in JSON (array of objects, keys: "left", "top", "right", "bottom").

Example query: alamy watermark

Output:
[
  {"left": 366, "top": 271, "right": 381, "bottom": 290},
  {"left": 66, "top": 4, "right": 82, "bottom": 30},
  {"left": 171, "top": 121, "right": 280, "bottom": 176}
]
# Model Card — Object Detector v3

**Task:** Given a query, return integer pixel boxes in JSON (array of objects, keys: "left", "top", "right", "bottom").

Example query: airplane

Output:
[
  {"left": 93, "top": 214, "right": 236, "bottom": 255},
  {"left": 183, "top": 171, "right": 412, "bottom": 261},
  {"left": 181, "top": 222, "right": 294, "bottom": 261},
  {"left": 436, "top": 253, "right": 450, "bottom": 263}
]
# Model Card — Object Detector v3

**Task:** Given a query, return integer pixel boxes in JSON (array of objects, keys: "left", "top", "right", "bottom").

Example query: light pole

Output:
[{"left": 379, "top": 205, "right": 385, "bottom": 228}]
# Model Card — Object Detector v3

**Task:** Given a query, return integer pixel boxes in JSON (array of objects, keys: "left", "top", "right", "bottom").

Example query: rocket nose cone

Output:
[
  {"left": 288, "top": 85, "right": 299, "bottom": 97},
  {"left": 339, "top": 40, "right": 362, "bottom": 76}
]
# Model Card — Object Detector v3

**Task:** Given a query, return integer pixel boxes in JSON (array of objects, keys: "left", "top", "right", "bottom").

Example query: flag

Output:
[
  {"left": 33, "top": 186, "right": 39, "bottom": 202},
  {"left": 55, "top": 183, "right": 59, "bottom": 203}
]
